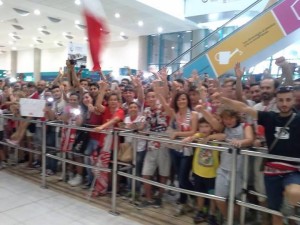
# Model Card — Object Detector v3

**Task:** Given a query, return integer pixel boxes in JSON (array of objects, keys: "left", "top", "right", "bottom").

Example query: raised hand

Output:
[
  {"left": 234, "top": 62, "right": 245, "bottom": 79},
  {"left": 98, "top": 81, "right": 108, "bottom": 91}
]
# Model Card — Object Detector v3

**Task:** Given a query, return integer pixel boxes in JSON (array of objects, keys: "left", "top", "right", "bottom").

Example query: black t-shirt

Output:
[{"left": 258, "top": 111, "right": 300, "bottom": 164}]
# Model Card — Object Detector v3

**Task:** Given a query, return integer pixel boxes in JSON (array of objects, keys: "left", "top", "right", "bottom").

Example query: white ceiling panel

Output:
[{"left": 0, "top": 0, "right": 198, "bottom": 52}]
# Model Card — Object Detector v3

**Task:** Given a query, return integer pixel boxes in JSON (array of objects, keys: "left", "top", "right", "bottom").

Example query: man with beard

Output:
[
  {"left": 212, "top": 87, "right": 300, "bottom": 225},
  {"left": 36, "top": 80, "right": 47, "bottom": 100},
  {"left": 254, "top": 78, "right": 279, "bottom": 113},
  {"left": 251, "top": 77, "right": 280, "bottom": 225}
]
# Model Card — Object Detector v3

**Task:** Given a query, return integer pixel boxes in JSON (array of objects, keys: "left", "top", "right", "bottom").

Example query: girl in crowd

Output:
[
  {"left": 68, "top": 92, "right": 102, "bottom": 187},
  {"left": 60, "top": 93, "right": 83, "bottom": 179},
  {"left": 122, "top": 102, "right": 146, "bottom": 197}
]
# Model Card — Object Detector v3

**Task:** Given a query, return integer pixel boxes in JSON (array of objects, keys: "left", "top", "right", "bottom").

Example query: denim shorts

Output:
[{"left": 264, "top": 171, "right": 300, "bottom": 211}]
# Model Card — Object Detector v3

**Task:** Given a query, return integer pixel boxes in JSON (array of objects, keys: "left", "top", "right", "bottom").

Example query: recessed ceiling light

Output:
[
  {"left": 8, "top": 41, "right": 14, "bottom": 45},
  {"left": 29, "top": 44, "right": 34, "bottom": 47},
  {"left": 171, "top": 46, "right": 175, "bottom": 49},
  {"left": 75, "top": 20, "right": 80, "bottom": 25},
  {"left": 157, "top": 27, "right": 163, "bottom": 33},
  {"left": 115, "top": 13, "right": 120, "bottom": 18},
  {"left": 12, "top": 24, "right": 24, "bottom": 30},
  {"left": 34, "top": 9, "right": 40, "bottom": 15},
  {"left": 13, "top": 8, "right": 30, "bottom": 16},
  {"left": 74, "top": 0, "right": 81, "bottom": 5},
  {"left": 186, "top": 30, "right": 192, "bottom": 33},
  {"left": 120, "top": 32, "right": 125, "bottom": 36},
  {"left": 55, "top": 41, "right": 64, "bottom": 47},
  {"left": 138, "top": 21, "right": 143, "bottom": 27},
  {"left": 48, "top": 17, "right": 61, "bottom": 23},
  {"left": 12, "top": 47, "right": 17, "bottom": 51},
  {"left": 0, "top": 1, "right": 3, "bottom": 6},
  {"left": 63, "top": 32, "right": 74, "bottom": 40}
]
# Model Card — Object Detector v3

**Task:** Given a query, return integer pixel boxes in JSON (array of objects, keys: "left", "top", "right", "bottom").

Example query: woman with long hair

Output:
[
  {"left": 155, "top": 82, "right": 198, "bottom": 215},
  {"left": 68, "top": 92, "right": 102, "bottom": 187}
]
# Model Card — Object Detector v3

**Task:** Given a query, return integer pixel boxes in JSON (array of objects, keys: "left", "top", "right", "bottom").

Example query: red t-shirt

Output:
[
  {"left": 98, "top": 107, "right": 125, "bottom": 147},
  {"left": 88, "top": 112, "right": 102, "bottom": 140}
]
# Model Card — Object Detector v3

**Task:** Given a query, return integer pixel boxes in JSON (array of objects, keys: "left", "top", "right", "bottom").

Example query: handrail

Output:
[
  {"left": 119, "top": 131, "right": 229, "bottom": 152},
  {"left": 241, "top": 149, "right": 300, "bottom": 163},
  {"left": 161, "top": 0, "right": 263, "bottom": 70},
  {"left": 4, "top": 113, "right": 300, "bottom": 224},
  {"left": 118, "top": 171, "right": 226, "bottom": 202}
]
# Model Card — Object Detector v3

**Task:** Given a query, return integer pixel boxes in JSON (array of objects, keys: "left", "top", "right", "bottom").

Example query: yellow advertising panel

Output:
[{"left": 207, "top": 12, "right": 284, "bottom": 76}]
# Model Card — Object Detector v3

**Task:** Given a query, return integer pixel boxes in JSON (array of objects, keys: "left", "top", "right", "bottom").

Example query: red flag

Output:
[{"left": 82, "top": 0, "right": 109, "bottom": 71}]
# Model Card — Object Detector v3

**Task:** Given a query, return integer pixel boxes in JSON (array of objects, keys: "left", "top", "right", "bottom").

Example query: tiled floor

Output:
[{"left": 0, "top": 170, "right": 143, "bottom": 225}]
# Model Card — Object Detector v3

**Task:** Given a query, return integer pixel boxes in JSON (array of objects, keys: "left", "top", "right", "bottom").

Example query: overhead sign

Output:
[
  {"left": 207, "top": 12, "right": 284, "bottom": 76},
  {"left": 183, "top": 0, "right": 300, "bottom": 78}
]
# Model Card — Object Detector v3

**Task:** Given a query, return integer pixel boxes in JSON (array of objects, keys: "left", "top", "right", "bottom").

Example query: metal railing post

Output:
[
  {"left": 131, "top": 137, "right": 137, "bottom": 203},
  {"left": 240, "top": 153, "right": 249, "bottom": 225},
  {"left": 62, "top": 152, "right": 66, "bottom": 181},
  {"left": 110, "top": 130, "right": 120, "bottom": 216},
  {"left": 228, "top": 148, "right": 237, "bottom": 225},
  {"left": 41, "top": 121, "right": 47, "bottom": 188}
]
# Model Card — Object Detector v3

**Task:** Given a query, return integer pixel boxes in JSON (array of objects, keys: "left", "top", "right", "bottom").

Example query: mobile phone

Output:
[{"left": 111, "top": 83, "right": 118, "bottom": 91}]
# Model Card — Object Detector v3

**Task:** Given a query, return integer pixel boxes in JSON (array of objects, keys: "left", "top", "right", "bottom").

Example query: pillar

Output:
[{"left": 33, "top": 48, "right": 41, "bottom": 81}]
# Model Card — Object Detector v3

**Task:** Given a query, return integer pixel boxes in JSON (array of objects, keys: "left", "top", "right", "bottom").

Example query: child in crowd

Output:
[
  {"left": 204, "top": 109, "right": 253, "bottom": 224},
  {"left": 183, "top": 117, "right": 219, "bottom": 225},
  {"left": 122, "top": 102, "right": 146, "bottom": 198}
]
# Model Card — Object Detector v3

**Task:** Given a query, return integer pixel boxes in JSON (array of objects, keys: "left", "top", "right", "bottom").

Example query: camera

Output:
[
  {"left": 69, "top": 59, "right": 77, "bottom": 65},
  {"left": 46, "top": 97, "right": 54, "bottom": 107},
  {"left": 71, "top": 108, "right": 81, "bottom": 116}
]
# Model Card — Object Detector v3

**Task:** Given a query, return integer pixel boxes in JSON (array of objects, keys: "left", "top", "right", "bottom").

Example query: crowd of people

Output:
[{"left": 0, "top": 57, "right": 300, "bottom": 225}]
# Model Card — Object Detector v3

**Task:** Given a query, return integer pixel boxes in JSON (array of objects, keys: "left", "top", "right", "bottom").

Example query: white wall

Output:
[
  {"left": 41, "top": 48, "right": 68, "bottom": 72},
  {"left": 100, "top": 38, "right": 140, "bottom": 71},
  {"left": 0, "top": 37, "right": 141, "bottom": 75},
  {"left": 0, "top": 52, "right": 11, "bottom": 70},
  {"left": 17, "top": 50, "right": 34, "bottom": 73}
]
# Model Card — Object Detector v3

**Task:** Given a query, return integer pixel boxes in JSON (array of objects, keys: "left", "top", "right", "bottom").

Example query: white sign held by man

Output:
[{"left": 20, "top": 98, "right": 46, "bottom": 118}]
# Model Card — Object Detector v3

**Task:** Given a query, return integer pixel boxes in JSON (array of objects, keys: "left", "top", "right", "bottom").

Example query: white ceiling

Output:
[{"left": 0, "top": 0, "right": 198, "bottom": 52}]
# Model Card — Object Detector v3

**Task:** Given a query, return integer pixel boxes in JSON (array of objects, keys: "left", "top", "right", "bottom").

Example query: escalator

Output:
[{"left": 165, "top": 0, "right": 300, "bottom": 78}]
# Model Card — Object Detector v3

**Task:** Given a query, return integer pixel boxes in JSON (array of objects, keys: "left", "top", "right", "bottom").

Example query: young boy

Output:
[
  {"left": 183, "top": 118, "right": 219, "bottom": 225},
  {"left": 205, "top": 109, "right": 253, "bottom": 224}
]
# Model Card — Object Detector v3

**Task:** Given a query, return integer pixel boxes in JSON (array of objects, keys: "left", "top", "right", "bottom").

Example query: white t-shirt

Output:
[{"left": 123, "top": 115, "right": 146, "bottom": 152}]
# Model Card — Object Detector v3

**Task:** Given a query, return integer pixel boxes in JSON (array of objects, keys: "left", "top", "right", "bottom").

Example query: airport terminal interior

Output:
[{"left": 1, "top": 0, "right": 300, "bottom": 225}]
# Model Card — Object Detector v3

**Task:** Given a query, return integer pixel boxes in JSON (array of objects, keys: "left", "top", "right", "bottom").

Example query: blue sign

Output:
[{"left": 183, "top": 54, "right": 217, "bottom": 78}]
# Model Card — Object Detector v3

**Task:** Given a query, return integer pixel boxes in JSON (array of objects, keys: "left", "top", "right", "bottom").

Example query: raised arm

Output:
[
  {"left": 95, "top": 81, "right": 108, "bottom": 113},
  {"left": 213, "top": 92, "right": 258, "bottom": 120},
  {"left": 195, "top": 105, "right": 224, "bottom": 132},
  {"left": 234, "top": 62, "right": 247, "bottom": 103},
  {"left": 153, "top": 80, "right": 175, "bottom": 118},
  {"left": 130, "top": 74, "right": 144, "bottom": 104},
  {"left": 275, "top": 56, "right": 293, "bottom": 86}
]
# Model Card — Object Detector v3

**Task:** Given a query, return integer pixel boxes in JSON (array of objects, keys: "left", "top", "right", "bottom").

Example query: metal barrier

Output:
[{"left": 2, "top": 114, "right": 300, "bottom": 225}]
